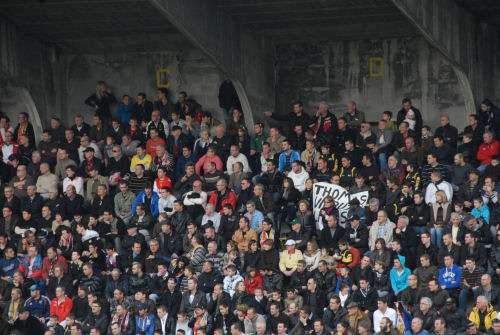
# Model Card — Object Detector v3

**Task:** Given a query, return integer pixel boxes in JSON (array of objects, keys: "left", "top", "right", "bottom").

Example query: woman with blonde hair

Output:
[
  {"left": 84, "top": 81, "right": 116, "bottom": 122},
  {"left": 303, "top": 240, "right": 321, "bottom": 271},
  {"left": 428, "top": 190, "right": 451, "bottom": 248}
]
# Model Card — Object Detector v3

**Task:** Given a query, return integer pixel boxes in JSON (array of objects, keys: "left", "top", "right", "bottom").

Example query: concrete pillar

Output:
[
  {"left": 392, "top": 0, "right": 497, "bottom": 116},
  {"left": 149, "top": 0, "right": 276, "bottom": 133}
]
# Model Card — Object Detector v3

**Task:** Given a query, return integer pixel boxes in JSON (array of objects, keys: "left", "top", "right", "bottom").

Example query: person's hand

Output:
[
  {"left": 147, "top": 255, "right": 155, "bottom": 260},
  {"left": 441, "top": 285, "right": 447, "bottom": 290},
  {"left": 395, "top": 228, "right": 401, "bottom": 234},
  {"left": 351, "top": 284, "right": 358, "bottom": 291},
  {"left": 264, "top": 111, "right": 272, "bottom": 117}
]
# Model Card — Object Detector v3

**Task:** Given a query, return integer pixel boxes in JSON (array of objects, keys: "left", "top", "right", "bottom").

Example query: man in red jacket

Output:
[
  {"left": 208, "top": 179, "right": 237, "bottom": 214},
  {"left": 477, "top": 131, "right": 500, "bottom": 174},
  {"left": 42, "top": 246, "right": 68, "bottom": 281}
]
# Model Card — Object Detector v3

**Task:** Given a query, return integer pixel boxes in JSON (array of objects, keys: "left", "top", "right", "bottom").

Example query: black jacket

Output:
[
  {"left": 397, "top": 107, "right": 423, "bottom": 134},
  {"left": 82, "top": 311, "right": 110, "bottom": 335},
  {"left": 407, "top": 202, "right": 430, "bottom": 227},
  {"left": 313, "top": 269, "right": 337, "bottom": 294},
  {"left": 169, "top": 211, "right": 191, "bottom": 237},
  {"left": 161, "top": 288, "right": 183, "bottom": 317},
  {"left": 198, "top": 270, "right": 223, "bottom": 294},
  {"left": 351, "top": 286, "right": 378, "bottom": 312},
  {"left": 319, "top": 225, "right": 345, "bottom": 249},
  {"left": 302, "top": 289, "right": 328, "bottom": 317},
  {"left": 343, "top": 224, "right": 369, "bottom": 251},
  {"left": 157, "top": 231, "right": 183, "bottom": 257},
  {"left": 322, "top": 307, "right": 347, "bottom": 332}
]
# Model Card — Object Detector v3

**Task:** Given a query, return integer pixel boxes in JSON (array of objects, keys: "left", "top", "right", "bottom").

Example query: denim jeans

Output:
[
  {"left": 222, "top": 107, "right": 235, "bottom": 121},
  {"left": 478, "top": 164, "right": 490, "bottom": 175},
  {"left": 378, "top": 153, "right": 388, "bottom": 171},
  {"left": 411, "top": 226, "right": 427, "bottom": 234},
  {"left": 430, "top": 227, "right": 444, "bottom": 248},
  {"left": 458, "top": 287, "right": 476, "bottom": 311}
]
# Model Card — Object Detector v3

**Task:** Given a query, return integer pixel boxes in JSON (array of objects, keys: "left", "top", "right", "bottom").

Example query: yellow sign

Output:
[
  {"left": 157, "top": 69, "right": 171, "bottom": 88},
  {"left": 369, "top": 57, "right": 383, "bottom": 77}
]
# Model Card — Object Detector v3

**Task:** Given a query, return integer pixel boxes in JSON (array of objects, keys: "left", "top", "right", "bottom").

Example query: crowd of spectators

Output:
[{"left": 1, "top": 79, "right": 500, "bottom": 335}]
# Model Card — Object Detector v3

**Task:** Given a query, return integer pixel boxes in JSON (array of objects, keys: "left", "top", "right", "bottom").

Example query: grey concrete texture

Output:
[
  {"left": 65, "top": 50, "right": 227, "bottom": 124},
  {"left": 274, "top": 37, "right": 468, "bottom": 128}
]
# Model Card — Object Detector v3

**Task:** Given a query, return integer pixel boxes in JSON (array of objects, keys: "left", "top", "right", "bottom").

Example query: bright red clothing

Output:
[
  {"left": 154, "top": 177, "right": 172, "bottom": 191},
  {"left": 50, "top": 296, "right": 73, "bottom": 321},
  {"left": 477, "top": 140, "right": 500, "bottom": 165},
  {"left": 245, "top": 272, "right": 263, "bottom": 295},
  {"left": 146, "top": 138, "right": 166, "bottom": 158},
  {"left": 208, "top": 190, "right": 237, "bottom": 214}
]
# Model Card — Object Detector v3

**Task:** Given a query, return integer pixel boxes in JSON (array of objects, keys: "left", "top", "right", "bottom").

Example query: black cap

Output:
[
  {"left": 349, "top": 198, "right": 360, "bottom": 205},
  {"left": 126, "top": 222, "right": 138, "bottom": 229},
  {"left": 172, "top": 125, "right": 182, "bottom": 131},
  {"left": 445, "top": 297, "right": 455, "bottom": 305}
]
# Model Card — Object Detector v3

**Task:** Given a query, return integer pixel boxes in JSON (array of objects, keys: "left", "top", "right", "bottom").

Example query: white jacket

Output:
[
  {"left": 424, "top": 180, "right": 453, "bottom": 204},
  {"left": 227, "top": 153, "right": 252, "bottom": 174},
  {"left": 288, "top": 168, "right": 310, "bottom": 192}
]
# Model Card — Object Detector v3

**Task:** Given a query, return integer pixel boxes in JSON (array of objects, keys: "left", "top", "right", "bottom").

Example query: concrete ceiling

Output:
[
  {"left": 0, "top": 0, "right": 497, "bottom": 54},
  {"left": 455, "top": 0, "right": 500, "bottom": 32},
  {"left": 0, "top": 0, "right": 192, "bottom": 53},
  {"left": 214, "top": 0, "right": 420, "bottom": 43}
]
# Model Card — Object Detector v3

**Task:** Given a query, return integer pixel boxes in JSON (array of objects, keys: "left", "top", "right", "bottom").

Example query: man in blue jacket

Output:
[
  {"left": 136, "top": 303, "right": 155, "bottom": 335},
  {"left": 0, "top": 246, "right": 20, "bottom": 281},
  {"left": 132, "top": 182, "right": 160, "bottom": 217},
  {"left": 279, "top": 139, "right": 300, "bottom": 174},
  {"left": 24, "top": 284, "right": 50, "bottom": 323},
  {"left": 438, "top": 254, "right": 462, "bottom": 300}
]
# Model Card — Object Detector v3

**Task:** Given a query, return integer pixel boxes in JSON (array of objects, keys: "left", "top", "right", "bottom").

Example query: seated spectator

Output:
[
  {"left": 130, "top": 143, "right": 152, "bottom": 172},
  {"left": 228, "top": 162, "right": 250, "bottom": 193},
  {"left": 477, "top": 131, "right": 500, "bottom": 174},
  {"left": 469, "top": 296, "right": 498, "bottom": 332},
  {"left": 196, "top": 145, "right": 223, "bottom": 176}
]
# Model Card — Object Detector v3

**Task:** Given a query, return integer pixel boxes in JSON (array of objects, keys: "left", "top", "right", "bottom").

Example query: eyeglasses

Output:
[{"left": 112, "top": 150, "right": 119, "bottom": 153}]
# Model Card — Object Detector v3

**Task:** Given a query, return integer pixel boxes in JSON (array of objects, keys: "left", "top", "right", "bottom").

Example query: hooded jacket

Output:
[
  {"left": 438, "top": 264, "right": 462, "bottom": 289},
  {"left": 390, "top": 255, "right": 411, "bottom": 294},
  {"left": 469, "top": 304, "right": 498, "bottom": 331}
]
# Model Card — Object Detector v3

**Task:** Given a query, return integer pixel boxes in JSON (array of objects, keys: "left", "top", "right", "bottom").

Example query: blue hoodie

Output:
[
  {"left": 439, "top": 263, "right": 462, "bottom": 289},
  {"left": 390, "top": 255, "right": 411, "bottom": 294},
  {"left": 116, "top": 103, "right": 134, "bottom": 124},
  {"left": 132, "top": 191, "right": 160, "bottom": 217}
]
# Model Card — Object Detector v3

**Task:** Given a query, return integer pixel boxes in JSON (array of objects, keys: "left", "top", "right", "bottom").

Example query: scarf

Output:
[
  {"left": 17, "top": 123, "right": 28, "bottom": 143},
  {"left": 112, "top": 311, "right": 130, "bottom": 330},
  {"left": 260, "top": 229, "right": 273, "bottom": 247},
  {"left": 59, "top": 234, "right": 73, "bottom": 250},
  {"left": 193, "top": 312, "right": 208, "bottom": 333},
  {"left": 191, "top": 244, "right": 202, "bottom": 258}
]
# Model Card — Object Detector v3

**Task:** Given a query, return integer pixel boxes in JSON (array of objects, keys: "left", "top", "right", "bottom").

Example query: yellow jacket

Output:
[
  {"left": 279, "top": 249, "right": 304, "bottom": 272},
  {"left": 469, "top": 304, "right": 498, "bottom": 330},
  {"left": 130, "top": 154, "right": 152, "bottom": 171}
]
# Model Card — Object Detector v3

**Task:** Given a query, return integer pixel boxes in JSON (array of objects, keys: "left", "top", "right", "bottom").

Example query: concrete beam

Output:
[
  {"left": 392, "top": 0, "right": 497, "bottom": 116},
  {"left": 148, "top": 0, "right": 276, "bottom": 129}
]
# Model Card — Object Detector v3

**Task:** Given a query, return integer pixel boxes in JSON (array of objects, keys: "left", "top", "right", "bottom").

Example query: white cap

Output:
[{"left": 285, "top": 239, "right": 296, "bottom": 246}]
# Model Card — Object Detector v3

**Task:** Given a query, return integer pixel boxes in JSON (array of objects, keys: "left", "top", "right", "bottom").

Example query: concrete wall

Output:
[
  {"left": 0, "top": 18, "right": 58, "bottom": 141},
  {"left": 274, "top": 37, "right": 471, "bottom": 129},
  {"left": 64, "top": 49, "right": 227, "bottom": 124}
]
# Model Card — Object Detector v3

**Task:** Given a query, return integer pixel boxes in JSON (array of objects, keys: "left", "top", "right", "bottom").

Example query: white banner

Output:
[{"left": 313, "top": 182, "right": 368, "bottom": 229}]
